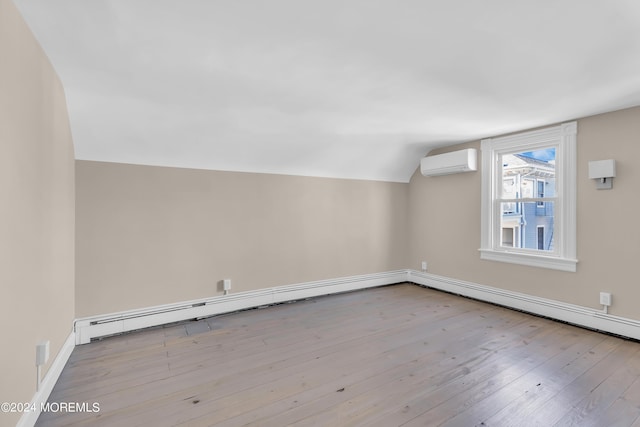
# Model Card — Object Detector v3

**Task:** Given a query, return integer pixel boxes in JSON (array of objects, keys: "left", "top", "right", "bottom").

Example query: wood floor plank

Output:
[
  {"left": 341, "top": 322, "right": 598, "bottom": 427},
  {"left": 400, "top": 332, "right": 609, "bottom": 427},
  {"left": 506, "top": 338, "right": 640, "bottom": 427},
  {"left": 552, "top": 345, "right": 640, "bottom": 427},
  {"left": 216, "top": 307, "right": 534, "bottom": 427},
  {"left": 171, "top": 304, "right": 531, "bottom": 426},
  {"left": 576, "top": 376, "right": 640, "bottom": 427},
  {"left": 210, "top": 313, "right": 530, "bottom": 426},
  {"left": 36, "top": 284, "right": 640, "bottom": 427},
  {"left": 614, "top": 377, "right": 640, "bottom": 425},
  {"left": 479, "top": 334, "right": 624, "bottom": 427}
]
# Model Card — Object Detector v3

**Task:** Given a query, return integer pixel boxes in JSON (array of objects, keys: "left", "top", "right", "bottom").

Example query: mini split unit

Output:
[{"left": 420, "top": 148, "right": 478, "bottom": 176}]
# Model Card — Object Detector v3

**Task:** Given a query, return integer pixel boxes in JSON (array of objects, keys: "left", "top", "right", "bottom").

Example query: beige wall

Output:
[
  {"left": 76, "top": 107, "right": 640, "bottom": 321},
  {"left": 0, "top": 0, "right": 75, "bottom": 425},
  {"left": 409, "top": 106, "right": 640, "bottom": 319},
  {"left": 76, "top": 161, "right": 408, "bottom": 317}
]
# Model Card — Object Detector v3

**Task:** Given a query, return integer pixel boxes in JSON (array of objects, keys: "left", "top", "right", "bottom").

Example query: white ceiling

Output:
[{"left": 13, "top": 0, "right": 640, "bottom": 182}]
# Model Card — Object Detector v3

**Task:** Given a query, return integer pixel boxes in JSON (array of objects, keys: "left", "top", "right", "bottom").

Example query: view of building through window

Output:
[{"left": 500, "top": 148, "right": 556, "bottom": 251}]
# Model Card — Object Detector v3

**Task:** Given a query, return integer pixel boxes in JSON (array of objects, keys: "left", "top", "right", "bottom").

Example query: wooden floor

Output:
[{"left": 38, "top": 284, "right": 640, "bottom": 427}]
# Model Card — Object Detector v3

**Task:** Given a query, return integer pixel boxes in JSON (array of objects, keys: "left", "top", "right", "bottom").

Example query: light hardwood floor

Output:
[{"left": 37, "top": 284, "right": 640, "bottom": 426}]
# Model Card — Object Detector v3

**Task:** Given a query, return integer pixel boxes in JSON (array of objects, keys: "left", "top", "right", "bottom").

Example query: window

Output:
[
  {"left": 537, "top": 226, "right": 545, "bottom": 250},
  {"left": 502, "top": 177, "right": 517, "bottom": 214},
  {"left": 537, "top": 180, "right": 545, "bottom": 207},
  {"left": 480, "top": 122, "right": 577, "bottom": 272}
]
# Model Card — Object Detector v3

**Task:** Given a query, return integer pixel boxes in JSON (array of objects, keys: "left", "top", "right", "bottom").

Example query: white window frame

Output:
[{"left": 480, "top": 122, "right": 577, "bottom": 272}]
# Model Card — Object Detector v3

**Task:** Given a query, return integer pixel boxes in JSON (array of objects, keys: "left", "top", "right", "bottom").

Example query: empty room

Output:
[{"left": 3, "top": 0, "right": 640, "bottom": 426}]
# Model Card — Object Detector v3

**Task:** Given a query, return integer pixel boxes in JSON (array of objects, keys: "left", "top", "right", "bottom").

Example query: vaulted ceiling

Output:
[{"left": 14, "top": 0, "right": 640, "bottom": 182}]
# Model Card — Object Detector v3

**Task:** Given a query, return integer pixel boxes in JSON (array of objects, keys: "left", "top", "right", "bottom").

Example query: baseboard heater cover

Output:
[
  {"left": 74, "top": 269, "right": 640, "bottom": 345},
  {"left": 74, "top": 270, "right": 408, "bottom": 344},
  {"left": 407, "top": 270, "right": 640, "bottom": 341}
]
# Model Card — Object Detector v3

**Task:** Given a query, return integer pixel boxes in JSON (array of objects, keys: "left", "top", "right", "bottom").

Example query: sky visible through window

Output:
[{"left": 520, "top": 148, "right": 556, "bottom": 162}]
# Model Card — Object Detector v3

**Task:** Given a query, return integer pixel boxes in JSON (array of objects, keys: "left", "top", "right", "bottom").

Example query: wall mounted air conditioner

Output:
[{"left": 420, "top": 148, "right": 477, "bottom": 176}]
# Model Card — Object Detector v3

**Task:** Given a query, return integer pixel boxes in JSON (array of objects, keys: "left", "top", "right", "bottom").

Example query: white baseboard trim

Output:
[
  {"left": 74, "top": 270, "right": 408, "bottom": 344},
  {"left": 17, "top": 331, "right": 75, "bottom": 427},
  {"left": 74, "top": 269, "right": 640, "bottom": 346},
  {"left": 408, "top": 270, "right": 640, "bottom": 341}
]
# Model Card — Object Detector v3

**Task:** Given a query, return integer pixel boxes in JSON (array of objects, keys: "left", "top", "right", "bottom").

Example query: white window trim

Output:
[{"left": 480, "top": 122, "right": 577, "bottom": 272}]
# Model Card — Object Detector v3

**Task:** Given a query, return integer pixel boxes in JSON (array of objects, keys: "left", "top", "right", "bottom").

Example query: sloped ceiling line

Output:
[{"left": 13, "top": 0, "right": 640, "bottom": 182}]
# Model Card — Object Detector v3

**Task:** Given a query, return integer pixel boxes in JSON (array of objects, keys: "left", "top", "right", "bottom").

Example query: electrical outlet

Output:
[
  {"left": 421, "top": 261, "right": 427, "bottom": 271},
  {"left": 599, "top": 292, "right": 611, "bottom": 306},
  {"left": 223, "top": 279, "right": 231, "bottom": 291},
  {"left": 36, "top": 341, "right": 49, "bottom": 366}
]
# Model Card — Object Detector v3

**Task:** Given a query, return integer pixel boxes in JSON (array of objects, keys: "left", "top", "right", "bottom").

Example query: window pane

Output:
[
  {"left": 502, "top": 148, "right": 556, "bottom": 198},
  {"left": 500, "top": 202, "right": 555, "bottom": 251}
]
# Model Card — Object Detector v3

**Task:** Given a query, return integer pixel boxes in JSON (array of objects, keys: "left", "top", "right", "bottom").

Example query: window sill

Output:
[{"left": 479, "top": 249, "right": 577, "bottom": 272}]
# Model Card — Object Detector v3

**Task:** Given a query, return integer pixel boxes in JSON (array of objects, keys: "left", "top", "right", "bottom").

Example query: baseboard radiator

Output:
[
  {"left": 74, "top": 269, "right": 640, "bottom": 345},
  {"left": 74, "top": 270, "right": 408, "bottom": 344},
  {"left": 408, "top": 270, "right": 640, "bottom": 341}
]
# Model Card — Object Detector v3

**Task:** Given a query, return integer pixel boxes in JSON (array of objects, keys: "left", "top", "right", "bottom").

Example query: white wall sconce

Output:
[{"left": 588, "top": 159, "right": 616, "bottom": 190}]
